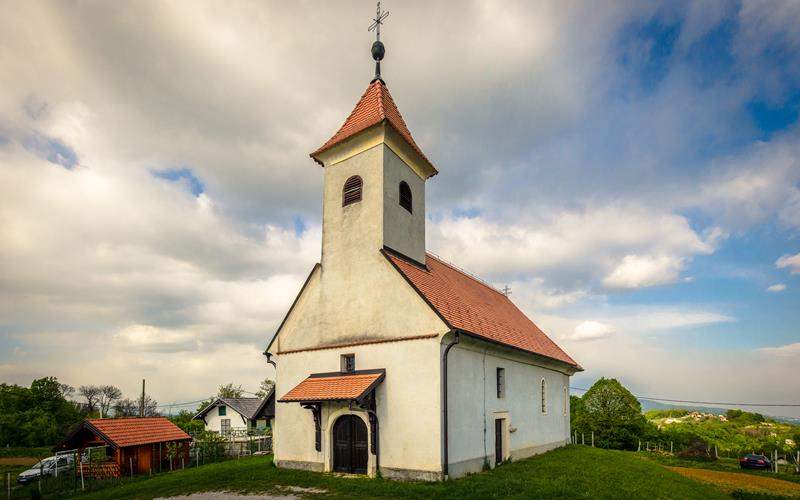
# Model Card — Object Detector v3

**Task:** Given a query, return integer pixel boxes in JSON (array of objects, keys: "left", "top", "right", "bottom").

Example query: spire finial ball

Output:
[{"left": 371, "top": 40, "right": 385, "bottom": 62}]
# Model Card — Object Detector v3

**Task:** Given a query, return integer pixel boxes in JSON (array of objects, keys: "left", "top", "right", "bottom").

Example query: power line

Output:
[{"left": 569, "top": 386, "right": 800, "bottom": 408}]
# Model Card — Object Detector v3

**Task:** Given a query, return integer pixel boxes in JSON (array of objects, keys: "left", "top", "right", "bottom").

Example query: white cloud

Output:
[
  {"left": 603, "top": 254, "right": 684, "bottom": 289},
  {"left": 776, "top": 253, "right": 800, "bottom": 274},
  {"left": 766, "top": 283, "right": 787, "bottom": 292},
  {"left": 429, "top": 205, "right": 722, "bottom": 290},
  {"left": 758, "top": 342, "right": 800, "bottom": 357},
  {"left": 568, "top": 321, "right": 616, "bottom": 342}
]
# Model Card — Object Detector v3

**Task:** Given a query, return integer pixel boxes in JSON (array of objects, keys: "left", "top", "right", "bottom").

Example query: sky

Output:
[{"left": 1, "top": 1, "right": 799, "bottom": 417}]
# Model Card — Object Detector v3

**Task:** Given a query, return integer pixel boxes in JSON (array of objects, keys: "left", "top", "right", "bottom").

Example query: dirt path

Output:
[{"left": 668, "top": 467, "right": 800, "bottom": 497}]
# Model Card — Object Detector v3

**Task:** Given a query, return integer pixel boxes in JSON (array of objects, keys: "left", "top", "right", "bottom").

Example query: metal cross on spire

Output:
[
  {"left": 368, "top": 1, "right": 389, "bottom": 83},
  {"left": 368, "top": 1, "right": 389, "bottom": 41}
]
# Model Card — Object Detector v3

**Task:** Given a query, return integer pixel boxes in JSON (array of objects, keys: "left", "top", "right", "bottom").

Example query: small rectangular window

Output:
[
  {"left": 496, "top": 367, "right": 505, "bottom": 398},
  {"left": 341, "top": 353, "right": 355, "bottom": 373},
  {"left": 218, "top": 405, "right": 226, "bottom": 416}
]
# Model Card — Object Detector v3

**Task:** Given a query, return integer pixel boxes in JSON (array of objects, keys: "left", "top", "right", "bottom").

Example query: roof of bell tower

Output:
[{"left": 310, "top": 80, "right": 437, "bottom": 176}]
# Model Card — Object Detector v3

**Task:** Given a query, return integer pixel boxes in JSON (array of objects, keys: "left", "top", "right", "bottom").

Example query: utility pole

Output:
[{"left": 140, "top": 379, "right": 145, "bottom": 417}]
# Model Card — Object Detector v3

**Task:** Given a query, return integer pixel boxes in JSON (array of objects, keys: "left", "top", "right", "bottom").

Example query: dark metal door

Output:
[
  {"left": 333, "top": 415, "right": 368, "bottom": 474},
  {"left": 495, "top": 419, "right": 503, "bottom": 465}
]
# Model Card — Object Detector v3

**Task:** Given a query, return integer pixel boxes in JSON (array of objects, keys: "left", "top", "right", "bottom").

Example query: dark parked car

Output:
[{"left": 739, "top": 454, "right": 772, "bottom": 470}]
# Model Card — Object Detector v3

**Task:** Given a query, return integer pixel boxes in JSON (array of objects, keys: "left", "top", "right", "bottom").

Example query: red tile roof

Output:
[
  {"left": 310, "top": 81, "right": 437, "bottom": 174},
  {"left": 87, "top": 417, "right": 191, "bottom": 448},
  {"left": 279, "top": 370, "right": 385, "bottom": 403},
  {"left": 384, "top": 250, "right": 581, "bottom": 369}
]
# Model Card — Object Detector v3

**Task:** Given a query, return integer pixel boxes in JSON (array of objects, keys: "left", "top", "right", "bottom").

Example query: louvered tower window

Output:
[
  {"left": 342, "top": 176, "right": 363, "bottom": 206},
  {"left": 399, "top": 181, "right": 412, "bottom": 213}
]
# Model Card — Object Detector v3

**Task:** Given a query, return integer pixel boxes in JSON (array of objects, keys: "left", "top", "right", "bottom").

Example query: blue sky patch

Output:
[
  {"left": 151, "top": 167, "right": 205, "bottom": 196},
  {"left": 22, "top": 133, "right": 78, "bottom": 169}
]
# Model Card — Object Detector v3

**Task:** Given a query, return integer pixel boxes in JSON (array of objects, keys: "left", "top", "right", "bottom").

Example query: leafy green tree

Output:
[
  {"left": 255, "top": 378, "right": 275, "bottom": 398},
  {"left": 572, "top": 378, "right": 651, "bottom": 449},
  {"left": 0, "top": 377, "right": 83, "bottom": 447},
  {"left": 217, "top": 383, "right": 244, "bottom": 398}
]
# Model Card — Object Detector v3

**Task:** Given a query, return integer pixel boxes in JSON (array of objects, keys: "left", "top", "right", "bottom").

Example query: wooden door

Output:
[
  {"left": 136, "top": 445, "right": 151, "bottom": 474},
  {"left": 495, "top": 419, "right": 504, "bottom": 465},
  {"left": 332, "top": 415, "right": 368, "bottom": 474}
]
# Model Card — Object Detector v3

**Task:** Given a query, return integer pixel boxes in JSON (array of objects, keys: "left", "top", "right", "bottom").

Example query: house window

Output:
[
  {"left": 341, "top": 353, "right": 355, "bottom": 373},
  {"left": 218, "top": 405, "right": 227, "bottom": 416},
  {"left": 220, "top": 418, "right": 231, "bottom": 436},
  {"left": 399, "top": 181, "right": 412, "bottom": 213},
  {"left": 541, "top": 379, "right": 547, "bottom": 414},
  {"left": 564, "top": 386, "right": 568, "bottom": 416},
  {"left": 496, "top": 367, "right": 505, "bottom": 398},
  {"left": 343, "top": 176, "right": 363, "bottom": 206}
]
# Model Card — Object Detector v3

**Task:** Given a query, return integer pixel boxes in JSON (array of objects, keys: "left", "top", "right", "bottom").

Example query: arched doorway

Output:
[{"left": 332, "top": 414, "right": 368, "bottom": 474}]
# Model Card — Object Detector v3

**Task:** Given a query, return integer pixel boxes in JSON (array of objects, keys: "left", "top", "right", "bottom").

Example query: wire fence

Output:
[
  {"left": 3, "top": 435, "right": 271, "bottom": 499},
  {"left": 571, "top": 431, "right": 800, "bottom": 475}
]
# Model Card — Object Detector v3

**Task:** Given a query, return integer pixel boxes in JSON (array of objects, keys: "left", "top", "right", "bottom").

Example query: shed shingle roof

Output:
[
  {"left": 87, "top": 417, "right": 191, "bottom": 448},
  {"left": 384, "top": 250, "right": 581, "bottom": 369},
  {"left": 310, "top": 80, "right": 436, "bottom": 174},
  {"left": 279, "top": 370, "right": 385, "bottom": 403}
]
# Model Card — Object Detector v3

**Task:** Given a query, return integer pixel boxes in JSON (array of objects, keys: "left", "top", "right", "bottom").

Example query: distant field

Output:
[
  {"left": 72, "top": 446, "right": 731, "bottom": 500},
  {"left": 0, "top": 447, "right": 52, "bottom": 458},
  {"left": 669, "top": 467, "right": 800, "bottom": 497},
  {"left": 639, "top": 452, "right": 800, "bottom": 485}
]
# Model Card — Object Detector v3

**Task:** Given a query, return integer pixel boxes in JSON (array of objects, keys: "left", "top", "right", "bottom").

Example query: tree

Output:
[
  {"left": 572, "top": 378, "right": 651, "bottom": 450},
  {"left": 78, "top": 385, "right": 101, "bottom": 413},
  {"left": 113, "top": 398, "right": 139, "bottom": 417},
  {"left": 255, "top": 378, "right": 275, "bottom": 398},
  {"left": 97, "top": 385, "right": 122, "bottom": 417},
  {"left": 59, "top": 383, "right": 75, "bottom": 399},
  {"left": 217, "top": 383, "right": 244, "bottom": 398},
  {"left": 0, "top": 377, "right": 83, "bottom": 447},
  {"left": 138, "top": 394, "right": 159, "bottom": 416}
]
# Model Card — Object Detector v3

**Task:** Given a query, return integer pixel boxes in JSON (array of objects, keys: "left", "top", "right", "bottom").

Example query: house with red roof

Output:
[
  {"left": 265, "top": 30, "right": 581, "bottom": 481},
  {"left": 55, "top": 417, "right": 191, "bottom": 476}
]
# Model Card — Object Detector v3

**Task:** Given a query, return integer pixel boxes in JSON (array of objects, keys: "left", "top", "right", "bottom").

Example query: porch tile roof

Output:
[
  {"left": 278, "top": 370, "right": 385, "bottom": 403},
  {"left": 87, "top": 417, "right": 191, "bottom": 448}
]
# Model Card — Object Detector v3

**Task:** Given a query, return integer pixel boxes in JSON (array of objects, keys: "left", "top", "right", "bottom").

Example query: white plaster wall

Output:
[
  {"left": 446, "top": 338, "right": 572, "bottom": 477},
  {"left": 382, "top": 146, "right": 426, "bottom": 264},
  {"left": 275, "top": 144, "right": 445, "bottom": 353},
  {"left": 203, "top": 404, "right": 249, "bottom": 433},
  {"left": 273, "top": 336, "right": 443, "bottom": 475}
]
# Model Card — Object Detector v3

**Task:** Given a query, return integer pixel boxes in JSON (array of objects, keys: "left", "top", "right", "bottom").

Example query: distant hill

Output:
[{"left": 638, "top": 399, "right": 800, "bottom": 425}]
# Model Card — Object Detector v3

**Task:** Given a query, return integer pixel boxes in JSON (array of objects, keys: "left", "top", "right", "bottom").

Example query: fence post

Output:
[
  {"left": 796, "top": 451, "right": 799, "bottom": 474},
  {"left": 670, "top": 441, "right": 673, "bottom": 454},
  {"left": 80, "top": 462, "right": 85, "bottom": 491},
  {"left": 130, "top": 457, "right": 133, "bottom": 479},
  {"left": 581, "top": 433, "right": 585, "bottom": 445},
  {"left": 637, "top": 440, "right": 641, "bottom": 452},
  {"left": 591, "top": 431, "right": 594, "bottom": 448},
  {"left": 39, "top": 460, "right": 43, "bottom": 495},
  {"left": 7, "top": 472, "right": 11, "bottom": 500}
]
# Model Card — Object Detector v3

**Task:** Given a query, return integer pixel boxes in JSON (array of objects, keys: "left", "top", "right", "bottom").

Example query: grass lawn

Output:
[{"left": 70, "top": 446, "right": 732, "bottom": 500}]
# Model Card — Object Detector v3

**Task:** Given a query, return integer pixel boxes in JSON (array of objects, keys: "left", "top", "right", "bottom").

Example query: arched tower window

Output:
[
  {"left": 342, "top": 176, "right": 363, "bottom": 206},
  {"left": 399, "top": 181, "right": 412, "bottom": 213},
  {"left": 541, "top": 378, "right": 547, "bottom": 414}
]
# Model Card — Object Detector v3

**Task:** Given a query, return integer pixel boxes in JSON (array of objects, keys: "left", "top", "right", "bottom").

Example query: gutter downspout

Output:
[{"left": 442, "top": 330, "right": 460, "bottom": 479}]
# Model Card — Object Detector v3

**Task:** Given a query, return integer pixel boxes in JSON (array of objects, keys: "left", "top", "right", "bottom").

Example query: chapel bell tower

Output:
[{"left": 309, "top": 9, "right": 437, "bottom": 271}]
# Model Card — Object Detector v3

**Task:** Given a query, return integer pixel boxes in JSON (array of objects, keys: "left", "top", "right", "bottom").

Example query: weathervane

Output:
[{"left": 368, "top": 1, "right": 389, "bottom": 83}]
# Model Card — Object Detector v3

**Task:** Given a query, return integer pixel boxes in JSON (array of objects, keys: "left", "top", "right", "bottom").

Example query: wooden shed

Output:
[{"left": 55, "top": 417, "right": 192, "bottom": 476}]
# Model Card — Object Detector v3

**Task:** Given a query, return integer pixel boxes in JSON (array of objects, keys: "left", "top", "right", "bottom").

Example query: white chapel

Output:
[{"left": 265, "top": 18, "right": 581, "bottom": 481}]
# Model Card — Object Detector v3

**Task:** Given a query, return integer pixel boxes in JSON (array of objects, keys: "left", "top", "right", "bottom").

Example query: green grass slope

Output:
[{"left": 73, "top": 446, "right": 727, "bottom": 500}]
